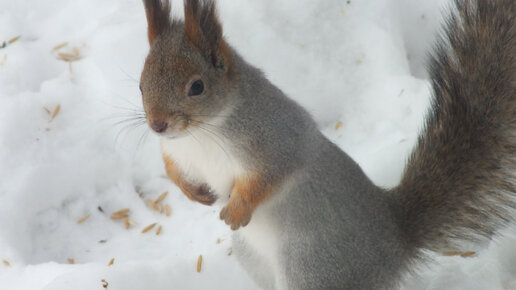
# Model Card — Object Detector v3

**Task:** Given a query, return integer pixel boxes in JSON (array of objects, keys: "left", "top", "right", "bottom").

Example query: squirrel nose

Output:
[{"left": 150, "top": 120, "right": 168, "bottom": 133}]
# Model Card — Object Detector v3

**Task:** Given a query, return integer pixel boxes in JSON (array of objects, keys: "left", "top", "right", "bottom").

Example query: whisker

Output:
[
  {"left": 188, "top": 111, "right": 234, "bottom": 118},
  {"left": 190, "top": 123, "right": 233, "bottom": 163},
  {"left": 186, "top": 129, "right": 203, "bottom": 148},
  {"left": 135, "top": 128, "right": 150, "bottom": 154},
  {"left": 188, "top": 119, "right": 224, "bottom": 132},
  {"left": 113, "top": 119, "right": 147, "bottom": 145},
  {"left": 111, "top": 117, "right": 147, "bottom": 128},
  {"left": 117, "top": 65, "right": 139, "bottom": 84}
]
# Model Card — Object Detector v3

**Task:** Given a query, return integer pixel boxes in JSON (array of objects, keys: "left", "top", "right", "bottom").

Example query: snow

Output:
[{"left": 0, "top": 0, "right": 514, "bottom": 289}]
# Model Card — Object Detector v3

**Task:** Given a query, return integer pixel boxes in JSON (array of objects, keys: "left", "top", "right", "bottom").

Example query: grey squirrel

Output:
[{"left": 139, "top": 0, "right": 516, "bottom": 289}]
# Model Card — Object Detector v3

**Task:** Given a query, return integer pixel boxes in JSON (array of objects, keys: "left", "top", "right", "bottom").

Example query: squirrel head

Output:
[{"left": 140, "top": 0, "right": 232, "bottom": 137}]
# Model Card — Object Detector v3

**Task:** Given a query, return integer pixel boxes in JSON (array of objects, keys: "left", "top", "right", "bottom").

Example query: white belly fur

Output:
[
  {"left": 160, "top": 126, "right": 245, "bottom": 203},
  {"left": 237, "top": 174, "right": 298, "bottom": 289},
  {"left": 160, "top": 117, "right": 296, "bottom": 289}
]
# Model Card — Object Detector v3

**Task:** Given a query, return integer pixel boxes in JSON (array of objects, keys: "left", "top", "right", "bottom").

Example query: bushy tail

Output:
[{"left": 394, "top": 0, "right": 516, "bottom": 252}]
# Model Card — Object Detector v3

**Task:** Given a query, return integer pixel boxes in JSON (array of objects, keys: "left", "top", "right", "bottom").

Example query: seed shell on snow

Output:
[
  {"left": 77, "top": 213, "right": 91, "bottom": 224},
  {"left": 52, "top": 42, "right": 68, "bottom": 51},
  {"left": 335, "top": 121, "right": 343, "bottom": 130},
  {"left": 49, "top": 104, "right": 61, "bottom": 122},
  {"left": 107, "top": 258, "right": 114, "bottom": 266},
  {"left": 460, "top": 251, "right": 476, "bottom": 257},
  {"left": 146, "top": 199, "right": 161, "bottom": 211},
  {"left": 154, "top": 191, "right": 168, "bottom": 204},
  {"left": 141, "top": 222, "right": 157, "bottom": 233},
  {"left": 196, "top": 255, "right": 203, "bottom": 273},
  {"left": 7, "top": 35, "right": 21, "bottom": 44},
  {"left": 112, "top": 208, "right": 130, "bottom": 215},
  {"left": 110, "top": 209, "right": 130, "bottom": 220},
  {"left": 124, "top": 218, "right": 137, "bottom": 229},
  {"left": 0, "top": 54, "right": 7, "bottom": 67},
  {"left": 156, "top": 225, "right": 162, "bottom": 235},
  {"left": 110, "top": 213, "right": 129, "bottom": 220}
]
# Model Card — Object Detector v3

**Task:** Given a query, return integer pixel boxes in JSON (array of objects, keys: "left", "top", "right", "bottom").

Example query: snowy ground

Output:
[{"left": 1, "top": 0, "right": 516, "bottom": 289}]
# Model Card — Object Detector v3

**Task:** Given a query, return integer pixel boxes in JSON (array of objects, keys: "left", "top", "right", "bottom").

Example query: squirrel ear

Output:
[
  {"left": 184, "top": 0, "right": 231, "bottom": 72},
  {"left": 143, "top": 0, "right": 172, "bottom": 44}
]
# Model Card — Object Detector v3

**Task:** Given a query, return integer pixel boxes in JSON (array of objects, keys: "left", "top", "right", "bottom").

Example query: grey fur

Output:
[
  {"left": 394, "top": 0, "right": 516, "bottom": 253},
  {"left": 139, "top": 0, "right": 516, "bottom": 288}
]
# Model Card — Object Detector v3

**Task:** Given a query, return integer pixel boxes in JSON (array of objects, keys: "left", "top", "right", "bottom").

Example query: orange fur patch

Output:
[
  {"left": 220, "top": 175, "right": 274, "bottom": 230},
  {"left": 184, "top": 0, "right": 201, "bottom": 46}
]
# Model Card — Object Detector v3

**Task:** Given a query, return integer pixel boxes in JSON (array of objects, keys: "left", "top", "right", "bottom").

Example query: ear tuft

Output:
[
  {"left": 143, "top": 0, "right": 172, "bottom": 44},
  {"left": 184, "top": 0, "right": 231, "bottom": 72}
]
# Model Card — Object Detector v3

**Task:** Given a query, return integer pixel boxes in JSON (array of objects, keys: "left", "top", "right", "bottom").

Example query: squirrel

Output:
[{"left": 139, "top": 0, "right": 516, "bottom": 289}]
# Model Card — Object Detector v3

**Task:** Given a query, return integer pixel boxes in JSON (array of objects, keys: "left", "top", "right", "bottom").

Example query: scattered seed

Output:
[
  {"left": 53, "top": 42, "right": 68, "bottom": 51},
  {"left": 460, "top": 251, "right": 476, "bottom": 258},
  {"left": 146, "top": 199, "right": 160, "bottom": 211},
  {"left": 443, "top": 251, "right": 460, "bottom": 256},
  {"left": 110, "top": 213, "right": 128, "bottom": 220},
  {"left": 112, "top": 208, "right": 130, "bottom": 216},
  {"left": 98, "top": 206, "right": 104, "bottom": 213},
  {"left": 165, "top": 204, "right": 171, "bottom": 216},
  {"left": 50, "top": 104, "right": 61, "bottom": 120},
  {"left": 154, "top": 191, "right": 168, "bottom": 204},
  {"left": 196, "top": 255, "right": 202, "bottom": 273},
  {"left": 156, "top": 225, "right": 162, "bottom": 235},
  {"left": 335, "top": 121, "right": 343, "bottom": 131},
  {"left": 101, "top": 279, "right": 109, "bottom": 289},
  {"left": 57, "top": 52, "right": 81, "bottom": 62},
  {"left": 99, "top": 240, "right": 107, "bottom": 244},
  {"left": 7, "top": 35, "right": 21, "bottom": 44},
  {"left": 227, "top": 248, "right": 232, "bottom": 256},
  {"left": 141, "top": 222, "right": 157, "bottom": 233},
  {"left": 77, "top": 213, "right": 91, "bottom": 224},
  {"left": 216, "top": 238, "right": 222, "bottom": 244},
  {"left": 110, "top": 209, "right": 129, "bottom": 220},
  {"left": 3, "top": 260, "right": 10, "bottom": 267},
  {"left": 0, "top": 54, "right": 6, "bottom": 66},
  {"left": 67, "top": 258, "right": 75, "bottom": 264},
  {"left": 124, "top": 218, "right": 137, "bottom": 229},
  {"left": 443, "top": 251, "right": 475, "bottom": 257},
  {"left": 43, "top": 107, "right": 51, "bottom": 114},
  {"left": 107, "top": 258, "right": 114, "bottom": 266}
]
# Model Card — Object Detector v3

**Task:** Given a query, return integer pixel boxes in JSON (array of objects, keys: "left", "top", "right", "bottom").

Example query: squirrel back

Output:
[{"left": 139, "top": 0, "right": 516, "bottom": 288}]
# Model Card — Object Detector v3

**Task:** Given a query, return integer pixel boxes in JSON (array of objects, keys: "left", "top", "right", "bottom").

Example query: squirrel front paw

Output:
[
  {"left": 220, "top": 195, "right": 252, "bottom": 230},
  {"left": 191, "top": 183, "right": 217, "bottom": 206}
]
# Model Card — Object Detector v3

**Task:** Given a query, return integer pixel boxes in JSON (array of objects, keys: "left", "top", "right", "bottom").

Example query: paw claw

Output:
[{"left": 219, "top": 199, "right": 252, "bottom": 231}]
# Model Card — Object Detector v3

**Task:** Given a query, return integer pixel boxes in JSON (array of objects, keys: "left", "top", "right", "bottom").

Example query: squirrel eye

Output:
[{"left": 188, "top": 79, "right": 204, "bottom": 96}]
